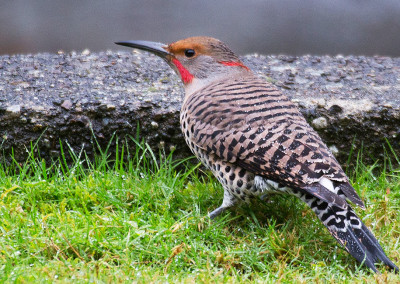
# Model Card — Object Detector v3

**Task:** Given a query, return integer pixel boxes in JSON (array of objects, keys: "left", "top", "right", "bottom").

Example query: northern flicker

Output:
[{"left": 116, "top": 37, "right": 398, "bottom": 273}]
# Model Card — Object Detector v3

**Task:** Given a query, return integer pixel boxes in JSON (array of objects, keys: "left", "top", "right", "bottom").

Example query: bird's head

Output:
[{"left": 116, "top": 36, "right": 251, "bottom": 94}]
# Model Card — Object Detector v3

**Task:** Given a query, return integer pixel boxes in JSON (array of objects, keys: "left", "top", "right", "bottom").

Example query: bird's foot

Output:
[
  {"left": 208, "top": 206, "right": 228, "bottom": 219},
  {"left": 260, "top": 193, "right": 275, "bottom": 203}
]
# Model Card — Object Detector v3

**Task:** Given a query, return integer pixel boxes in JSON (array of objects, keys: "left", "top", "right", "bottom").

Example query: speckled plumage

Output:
[
  {"left": 180, "top": 73, "right": 397, "bottom": 272},
  {"left": 116, "top": 36, "right": 398, "bottom": 273},
  {"left": 181, "top": 74, "right": 361, "bottom": 209}
]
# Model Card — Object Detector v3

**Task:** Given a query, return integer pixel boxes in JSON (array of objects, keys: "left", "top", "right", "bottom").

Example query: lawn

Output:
[{"left": 0, "top": 137, "right": 399, "bottom": 283}]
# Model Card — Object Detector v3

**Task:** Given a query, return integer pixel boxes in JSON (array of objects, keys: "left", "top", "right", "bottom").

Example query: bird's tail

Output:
[{"left": 301, "top": 193, "right": 399, "bottom": 273}]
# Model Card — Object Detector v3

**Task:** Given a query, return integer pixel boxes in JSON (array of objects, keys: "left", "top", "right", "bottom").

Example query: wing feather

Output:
[{"left": 182, "top": 75, "right": 364, "bottom": 208}]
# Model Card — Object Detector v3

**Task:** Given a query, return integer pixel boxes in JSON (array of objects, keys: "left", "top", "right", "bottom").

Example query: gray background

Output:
[{"left": 1, "top": 0, "right": 400, "bottom": 56}]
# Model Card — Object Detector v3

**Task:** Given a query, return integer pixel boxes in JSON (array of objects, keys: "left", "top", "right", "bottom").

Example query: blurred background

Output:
[{"left": 1, "top": 0, "right": 400, "bottom": 56}]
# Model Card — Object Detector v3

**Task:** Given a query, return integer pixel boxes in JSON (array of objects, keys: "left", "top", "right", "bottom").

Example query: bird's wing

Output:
[{"left": 182, "top": 75, "right": 364, "bottom": 208}]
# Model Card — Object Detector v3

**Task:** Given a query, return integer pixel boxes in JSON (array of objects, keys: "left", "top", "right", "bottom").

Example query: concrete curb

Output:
[{"left": 1, "top": 50, "right": 399, "bottom": 166}]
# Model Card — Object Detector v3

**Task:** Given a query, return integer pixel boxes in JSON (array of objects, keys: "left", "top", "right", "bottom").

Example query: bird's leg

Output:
[
  {"left": 260, "top": 189, "right": 287, "bottom": 202},
  {"left": 209, "top": 189, "right": 240, "bottom": 219},
  {"left": 260, "top": 192, "right": 276, "bottom": 202}
]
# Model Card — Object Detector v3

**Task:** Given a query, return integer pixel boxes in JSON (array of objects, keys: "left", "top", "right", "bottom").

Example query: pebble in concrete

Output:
[
  {"left": 312, "top": 117, "right": 328, "bottom": 130},
  {"left": 6, "top": 105, "right": 21, "bottom": 117}
]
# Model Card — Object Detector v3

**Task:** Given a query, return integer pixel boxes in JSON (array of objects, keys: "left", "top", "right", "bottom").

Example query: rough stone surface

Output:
[{"left": 1, "top": 50, "right": 399, "bottom": 166}]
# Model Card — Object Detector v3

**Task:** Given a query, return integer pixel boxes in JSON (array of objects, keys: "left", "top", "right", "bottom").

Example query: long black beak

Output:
[{"left": 115, "top": 40, "right": 170, "bottom": 58}]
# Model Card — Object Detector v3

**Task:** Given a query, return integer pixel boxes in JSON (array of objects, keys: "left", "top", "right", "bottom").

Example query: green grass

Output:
[{"left": 0, "top": 137, "right": 399, "bottom": 283}]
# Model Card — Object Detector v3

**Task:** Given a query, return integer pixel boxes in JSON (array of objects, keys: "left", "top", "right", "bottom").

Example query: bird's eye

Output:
[{"left": 184, "top": 49, "right": 196, "bottom": 58}]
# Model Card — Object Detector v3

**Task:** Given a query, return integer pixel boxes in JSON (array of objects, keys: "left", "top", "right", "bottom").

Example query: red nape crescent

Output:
[{"left": 219, "top": 61, "right": 250, "bottom": 71}]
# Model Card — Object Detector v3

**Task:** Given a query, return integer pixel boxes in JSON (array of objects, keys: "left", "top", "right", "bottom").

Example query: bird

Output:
[{"left": 115, "top": 36, "right": 398, "bottom": 273}]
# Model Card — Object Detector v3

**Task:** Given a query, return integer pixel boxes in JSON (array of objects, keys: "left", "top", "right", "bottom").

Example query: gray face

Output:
[{"left": 180, "top": 55, "right": 223, "bottom": 79}]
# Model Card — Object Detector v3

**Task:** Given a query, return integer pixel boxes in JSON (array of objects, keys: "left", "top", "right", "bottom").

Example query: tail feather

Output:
[
  {"left": 351, "top": 221, "right": 399, "bottom": 272},
  {"left": 303, "top": 194, "right": 399, "bottom": 273},
  {"left": 334, "top": 181, "right": 366, "bottom": 209}
]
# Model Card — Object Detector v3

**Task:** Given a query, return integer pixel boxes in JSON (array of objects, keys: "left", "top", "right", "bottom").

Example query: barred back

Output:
[{"left": 182, "top": 74, "right": 346, "bottom": 189}]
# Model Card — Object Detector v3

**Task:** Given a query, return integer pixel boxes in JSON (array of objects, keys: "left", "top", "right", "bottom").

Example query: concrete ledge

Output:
[{"left": 1, "top": 50, "right": 400, "bottom": 165}]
